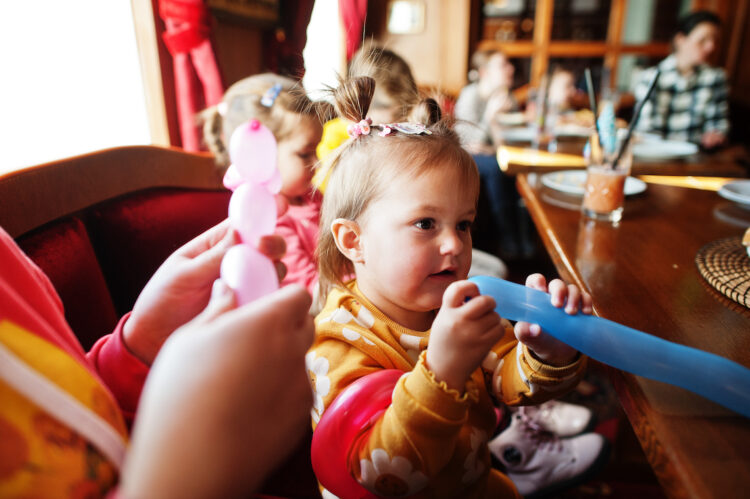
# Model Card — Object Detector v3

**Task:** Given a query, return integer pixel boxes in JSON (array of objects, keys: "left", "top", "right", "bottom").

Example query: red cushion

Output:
[
  {"left": 16, "top": 217, "right": 119, "bottom": 350},
  {"left": 258, "top": 428, "right": 322, "bottom": 499},
  {"left": 86, "top": 188, "right": 231, "bottom": 314}
]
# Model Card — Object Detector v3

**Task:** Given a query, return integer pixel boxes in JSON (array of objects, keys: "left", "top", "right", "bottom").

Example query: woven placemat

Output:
[{"left": 695, "top": 236, "right": 750, "bottom": 308}]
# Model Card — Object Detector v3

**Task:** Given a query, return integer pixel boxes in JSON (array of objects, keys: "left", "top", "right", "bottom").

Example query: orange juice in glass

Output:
[{"left": 581, "top": 132, "right": 633, "bottom": 223}]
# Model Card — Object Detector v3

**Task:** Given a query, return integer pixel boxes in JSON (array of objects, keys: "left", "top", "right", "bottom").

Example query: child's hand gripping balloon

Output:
[
  {"left": 220, "top": 120, "right": 283, "bottom": 304},
  {"left": 514, "top": 274, "right": 592, "bottom": 366},
  {"left": 426, "top": 281, "right": 506, "bottom": 392}
]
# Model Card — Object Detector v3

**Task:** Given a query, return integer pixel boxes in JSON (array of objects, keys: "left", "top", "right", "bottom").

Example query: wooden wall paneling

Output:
[
  {"left": 211, "top": 19, "right": 265, "bottom": 88},
  {"left": 438, "top": 0, "right": 472, "bottom": 95},
  {"left": 376, "top": 0, "right": 471, "bottom": 97},
  {"left": 724, "top": 0, "right": 748, "bottom": 80}
]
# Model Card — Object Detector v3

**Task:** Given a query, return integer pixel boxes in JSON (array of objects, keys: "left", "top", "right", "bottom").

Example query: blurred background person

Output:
[
  {"left": 454, "top": 49, "right": 518, "bottom": 153},
  {"left": 454, "top": 49, "right": 532, "bottom": 260},
  {"left": 633, "top": 10, "right": 729, "bottom": 149}
]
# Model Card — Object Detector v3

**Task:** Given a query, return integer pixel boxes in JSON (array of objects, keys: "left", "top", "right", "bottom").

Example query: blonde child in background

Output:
[
  {"left": 314, "top": 44, "right": 420, "bottom": 192},
  {"left": 525, "top": 67, "right": 587, "bottom": 127},
  {"left": 548, "top": 67, "right": 578, "bottom": 113},
  {"left": 201, "top": 74, "right": 333, "bottom": 297},
  {"left": 307, "top": 76, "right": 608, "bottom": 498}
]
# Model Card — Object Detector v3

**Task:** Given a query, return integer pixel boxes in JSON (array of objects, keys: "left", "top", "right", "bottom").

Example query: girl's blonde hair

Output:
[
  {"left": 199, "top": 73, "right": 333, "bottom": 167},
  {"left": 317, "top": 76, "right": 479, "bottom": 298},
  {"left": 348, "top": 44, "right": 419, "bottom": 120}
]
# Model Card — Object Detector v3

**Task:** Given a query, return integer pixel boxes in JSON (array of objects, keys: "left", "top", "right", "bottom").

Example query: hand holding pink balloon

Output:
[{"left": 220, "top": 119, "right": 280, "bottom": 305}]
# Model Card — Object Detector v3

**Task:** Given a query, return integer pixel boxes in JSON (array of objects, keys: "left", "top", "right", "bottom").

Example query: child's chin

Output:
[{"left": 423, "top": 280, "right": 454, "bottom": 301}]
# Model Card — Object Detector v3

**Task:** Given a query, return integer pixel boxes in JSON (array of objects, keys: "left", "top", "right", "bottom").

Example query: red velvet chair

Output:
[{"left": 0, "top": 145, "right": 321, "bottom": 498}]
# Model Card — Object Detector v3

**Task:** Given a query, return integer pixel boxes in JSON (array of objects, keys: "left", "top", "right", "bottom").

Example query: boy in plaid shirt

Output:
[{"left": 634, "top": 10, "right": 729, "bottom": 149}]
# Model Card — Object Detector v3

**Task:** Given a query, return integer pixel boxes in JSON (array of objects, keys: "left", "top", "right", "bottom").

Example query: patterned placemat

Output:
[{"left": 695, "top": 236, "right": 750, "bottom": 308}]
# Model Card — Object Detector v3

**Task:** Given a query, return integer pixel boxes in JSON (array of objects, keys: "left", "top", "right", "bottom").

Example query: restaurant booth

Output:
[{"left": 2, "top": 1, "right": 749, "bottom": 498}]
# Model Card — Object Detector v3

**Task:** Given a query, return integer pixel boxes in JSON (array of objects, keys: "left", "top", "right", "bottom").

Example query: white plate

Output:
[
  {"left": 497, "top": 112, "right": 526, "bottom": 126},
  {"left": 555, "top": 124, "right": 592, "bottom": 137},
  {"left": 500, "top": 126, "right": 535, "bottom": 143},
  {"left": 632, "top": 140, "right": 698, "bottom": 160},
  {"left": 718, "top": 180, "right": 750, "bottom": 208},
  {"left": 541, "top": 170, "right": 648, "bottom": 196}
]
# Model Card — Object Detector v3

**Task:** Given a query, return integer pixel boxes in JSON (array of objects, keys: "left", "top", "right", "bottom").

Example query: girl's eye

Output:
[
  {"left": 457, "top": 220, "right": 473, "bottom": 232},
  {"left": 415, "top": 218, "right": 435, "bottom": 230}
]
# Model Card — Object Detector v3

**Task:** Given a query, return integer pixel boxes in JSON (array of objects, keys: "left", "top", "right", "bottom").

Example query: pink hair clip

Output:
[
  {"left": 378, "top": 125, "right": 393, "bottom": 137},
  {"left": 347, "top": 118, "right": 372, "bottom": 138}
]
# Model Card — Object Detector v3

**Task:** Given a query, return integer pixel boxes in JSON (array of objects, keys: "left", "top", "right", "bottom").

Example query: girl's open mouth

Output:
[{"left": 430, "top": 269, "right": 456, "bottom": 278}]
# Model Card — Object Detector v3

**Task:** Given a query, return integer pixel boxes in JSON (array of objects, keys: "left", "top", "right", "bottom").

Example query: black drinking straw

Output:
[
  {"left": 611, "top": 69, "right": 660, "bottom": 169},
  {"left": 584, "top": 68, "right": 603, "bottom": 160}
]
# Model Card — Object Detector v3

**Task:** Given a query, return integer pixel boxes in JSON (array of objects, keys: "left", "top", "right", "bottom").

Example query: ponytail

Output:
[{"left": 331, "top": 76, "right": 376, "bottom": 124}]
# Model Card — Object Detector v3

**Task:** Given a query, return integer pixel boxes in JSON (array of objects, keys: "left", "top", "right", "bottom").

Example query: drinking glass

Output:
[{"left": 581, "top": 131, "right": 633, "bottom": 223}]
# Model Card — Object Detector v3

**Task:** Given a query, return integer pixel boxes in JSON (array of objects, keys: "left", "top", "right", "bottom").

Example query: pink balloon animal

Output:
[{"left": 220, "top": 119, "right": 281, "bottom": 304}]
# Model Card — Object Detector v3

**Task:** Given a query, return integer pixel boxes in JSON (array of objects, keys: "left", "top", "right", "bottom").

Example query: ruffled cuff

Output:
[
  {"left": 521, "top": 344, "right": 586, "bottom": 387},
  {"left": 86, "top": 312, "right": 149, "bottom": 425},
  {"left": 401, "top": 351, "right": 478, "bottom": 422}
]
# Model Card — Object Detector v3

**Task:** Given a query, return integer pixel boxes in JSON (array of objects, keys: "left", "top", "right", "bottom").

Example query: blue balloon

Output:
[{"left": 469, "top": 275, "right": 750, "bottom": 418}]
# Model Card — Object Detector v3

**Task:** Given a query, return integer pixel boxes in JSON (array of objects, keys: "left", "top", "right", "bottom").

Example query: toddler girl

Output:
[
  {"left": 201, "top": 74, "right": 332, "bottom": 296},
  {"left": 308, "top": 76, "right": 594, "bottom": 498}
]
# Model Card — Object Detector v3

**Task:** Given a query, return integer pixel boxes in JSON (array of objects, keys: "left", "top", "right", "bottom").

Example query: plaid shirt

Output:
[{"left": 633, "top": 55, "right": 729, "bottom": 144}]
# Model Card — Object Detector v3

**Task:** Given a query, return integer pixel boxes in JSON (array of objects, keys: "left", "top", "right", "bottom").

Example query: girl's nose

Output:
[{"left": 439, "top": 229, "right": 464, "bottom": 255}]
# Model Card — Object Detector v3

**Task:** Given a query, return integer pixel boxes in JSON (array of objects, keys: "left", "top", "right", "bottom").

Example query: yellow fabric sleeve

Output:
[{"left": 480, "top": 320, "right": 587, "bottom": 407}]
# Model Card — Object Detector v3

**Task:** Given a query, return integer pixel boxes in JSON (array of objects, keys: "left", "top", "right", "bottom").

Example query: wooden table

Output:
[
  {"left": 499, "top": 142, "right": 749, "bottom": 177},
  {"left": 517, "top": 172, "right": 750, "bottom": 499}
]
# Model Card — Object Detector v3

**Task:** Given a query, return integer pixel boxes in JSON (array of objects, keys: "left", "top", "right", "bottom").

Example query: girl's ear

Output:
[{"left": 331, "top": 218, "right": 364, "bottom": 263}]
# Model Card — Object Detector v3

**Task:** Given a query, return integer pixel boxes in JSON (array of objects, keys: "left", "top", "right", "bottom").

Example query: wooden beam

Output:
[
  {"left": 531, "top": 0, "right": 553, "bottom": 86},
  {"left": 604, "top": 0, "right": 626, "bottom": 90},
  {"left": 476, "top": 40, "right": 536, "bottom": 57},
  {"left": 130, "top": 0, "right": 170, "bottom": 146},
  {"left": 546, "top": 42, "right": 608, "bottom": 57},
  {"left": 618, "top": 43, "right": 672, "bottom": 55}
]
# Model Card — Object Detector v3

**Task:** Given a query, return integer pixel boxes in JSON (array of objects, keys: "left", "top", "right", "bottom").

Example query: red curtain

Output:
[
  {"left": 339, "top": 0, "right": 368, "bottom": 60},
  {"left": 158, "top": 0, "right": 224, "bottom": 151}
]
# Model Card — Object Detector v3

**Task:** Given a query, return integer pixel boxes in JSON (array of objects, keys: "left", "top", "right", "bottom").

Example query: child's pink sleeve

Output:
[
  {"left": 86, "top": 312, "right": 149, "bottom": 425},
  {"left": 277, "top": 210, "right": 319, "bottom": 295}
]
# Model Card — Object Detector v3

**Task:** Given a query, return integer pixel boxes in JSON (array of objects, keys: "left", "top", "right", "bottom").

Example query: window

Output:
[{"left": 0, "top": 1, "right": 150, "bottom": 174}]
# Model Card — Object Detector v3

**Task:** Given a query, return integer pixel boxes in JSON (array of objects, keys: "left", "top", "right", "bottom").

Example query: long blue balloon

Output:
[{"left": 469, "top": 275, "right": 750, "bottom": 418}]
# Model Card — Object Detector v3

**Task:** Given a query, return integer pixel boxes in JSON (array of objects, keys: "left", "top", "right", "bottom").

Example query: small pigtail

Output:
[
  {"left": 199, "top": 105, "right": 230, "bottom": 167},
  {"left": 408, "top": 97, "right": 442, "bottom": 127},
  {"left": 332, "top": 76, "right": 376, "bottom": 123},
  {"left": 312, "top": 99, "right": 336, "bottom": 125}
]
